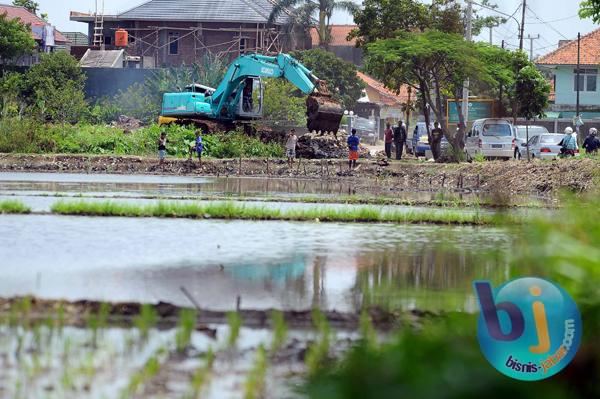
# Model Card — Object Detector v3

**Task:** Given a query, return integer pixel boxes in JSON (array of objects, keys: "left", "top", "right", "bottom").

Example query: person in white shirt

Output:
[{"left": 285, "top": 129, "right": 298, "bottom": 168}]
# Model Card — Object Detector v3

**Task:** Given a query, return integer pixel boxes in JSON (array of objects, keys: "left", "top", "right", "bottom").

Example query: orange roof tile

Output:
[
  {"left": 310, "top": 25, "right": 357, "bottom": 47},
  {"left": 0, "top": 4, "right": 69, "bottom": 43},
  {"left": 356, "top": 71, "right": 412, "bottom": 107},
  {"left": 537, "top": 27, "right": 600, "bottom": 66}
]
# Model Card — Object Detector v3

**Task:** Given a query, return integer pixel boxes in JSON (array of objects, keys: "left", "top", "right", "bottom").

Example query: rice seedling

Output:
[
  {"left": 49, "top": 200, "right": 502, "bottom": 226},
  {"left": 56, "top": 302, "right": 65, "bottom": 333},
  {"left": 0, "top": 200, "right": 31, "bottom": 214},
  {"left": 133, "top": 304, "right": 158, "bottom": 340},
  {"left": 270, "top": 310, "right": 288, "bottom": 354},
  {"left": 359, "top": 310, "right": 377, "bottom": 349},
  {"left": 175, "top": 308, "right": 197, "bottom": 353},
  {"left": 305, "top": 309, "right": 332, "bottom": 376},
  {"left": 121, "top": 347, "right": 166, "bottom": 398},
  {"left": 243, "top": 344, "right": 268, "bottom": 399},
  {"left": 186, "top": 347, "right": 215, "bottom": 399},
  {"left": 226, "top": 311, "right": 242, "bottom": 348}
]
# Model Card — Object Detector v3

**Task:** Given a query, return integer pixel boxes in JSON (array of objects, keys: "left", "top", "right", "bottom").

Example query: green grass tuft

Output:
[
  {"left": 49, "top": 200, "right": 502, "bottom": 226},
  {"left": 0, "top": 200, "right": 31, "bottom": 214}
]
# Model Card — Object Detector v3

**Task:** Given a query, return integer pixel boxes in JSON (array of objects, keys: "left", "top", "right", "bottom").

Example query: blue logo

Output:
[{"left": 474, "top": 277, "right": 582, "bottom": 381}]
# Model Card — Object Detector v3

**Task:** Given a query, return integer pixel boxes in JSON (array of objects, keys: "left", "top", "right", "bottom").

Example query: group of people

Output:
[
  {"left": 560, "top": 126, "right": 600, "bottom": 156},
  {"left": 157, "top": 130, "right": 204, "bottom": 167},
  {"left": 384, "top": 121, "right": 408, "bottom": 160}
]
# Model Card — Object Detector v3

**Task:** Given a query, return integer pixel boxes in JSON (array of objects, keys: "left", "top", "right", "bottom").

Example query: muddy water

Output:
[{"left": 0, "top": 214, "right": 510, "bottom": 312}]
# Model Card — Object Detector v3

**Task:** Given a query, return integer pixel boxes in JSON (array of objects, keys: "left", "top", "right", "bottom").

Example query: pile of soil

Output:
[
  {"left": 296, "top": 131, "right": 370, "bottom": 159},
  {"left": 111, "top": 115, "right": 142, "bottom": 132}
]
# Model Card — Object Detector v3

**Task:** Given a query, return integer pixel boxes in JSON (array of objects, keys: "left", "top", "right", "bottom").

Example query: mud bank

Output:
[
  {"left": 1, "top": 153, "right": 597, "bottom": 196},
  {"left": 0, "top": 296, "right": 431, "bottom": 331}
]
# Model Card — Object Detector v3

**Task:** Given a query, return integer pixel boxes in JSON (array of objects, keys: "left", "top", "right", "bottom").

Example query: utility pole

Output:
[
  {"left": 576, "top": 32, "right": 581, "bottom": 139},
  {"left": 526, "top": 34, "right": 540, "bottom": 60},
  {"left": 462, "top": 0, "right": 473, "bottom": 126},
  {"left": 519, "top": 0, "right": 527, "bottom": 50}
]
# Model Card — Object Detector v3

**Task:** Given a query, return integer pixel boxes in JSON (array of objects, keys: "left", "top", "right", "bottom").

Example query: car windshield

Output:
[
  {"left": 539, "top": 135, "right": 563, "bottom": 144},
  {"left": 516, "top": 126, "right": 548, "bottom": 139},
  {"left": 482, "top": 124, "right": 512, "bottom": 137}
]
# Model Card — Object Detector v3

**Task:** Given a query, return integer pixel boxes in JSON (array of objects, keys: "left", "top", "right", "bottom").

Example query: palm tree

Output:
[{"left": 268, "top": 0, "right": 359, "bottom": 48}]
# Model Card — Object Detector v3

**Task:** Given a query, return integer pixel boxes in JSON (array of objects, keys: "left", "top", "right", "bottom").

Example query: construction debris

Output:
[{"left": 296, "top": 131, "right": 371, "bottom": 159}]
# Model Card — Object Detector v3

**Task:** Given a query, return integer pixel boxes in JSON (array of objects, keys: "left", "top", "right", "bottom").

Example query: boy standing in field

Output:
[
  {"left": 194, "top": 130, "right": 203, "bottom": 165},
  {"left": 157, "top": 131, "right": 167, "bottom": 166},
  {"left": 347, "top": 128, "right": 360, "bottom": 170},
  {"left": 286, "top": 129, "right": 298, "bottom": 168}
]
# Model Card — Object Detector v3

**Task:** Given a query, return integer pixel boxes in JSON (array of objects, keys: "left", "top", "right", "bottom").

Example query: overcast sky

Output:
[{"left": 19, "top": 0, "right": 599, "bottom": 58}]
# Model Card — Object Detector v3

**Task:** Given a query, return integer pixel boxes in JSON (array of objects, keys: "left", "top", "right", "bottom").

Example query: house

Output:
[
  {"left": 70, "top": 0, "right": 296, "bottom": 68},
  {"left": 537, "top": 27, "right": 600, "bottom": 115},
  {"left": 310, "top": 25, "right": 363, "bottom": 66},
  {"left": 355, "top": 71, "right": 413, "bottom": 138},
  {"left": 0, "top": 4, "right": 69, "bottom": 65}
]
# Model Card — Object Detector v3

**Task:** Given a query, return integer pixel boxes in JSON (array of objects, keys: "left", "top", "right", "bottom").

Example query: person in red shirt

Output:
[{"left": 384, "top": 123, "right": 394, "bottom": 159}]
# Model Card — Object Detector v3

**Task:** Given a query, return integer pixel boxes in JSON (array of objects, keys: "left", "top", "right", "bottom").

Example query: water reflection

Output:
[{"left": 0, "top": 215, "right": 510, "bottom": 312}]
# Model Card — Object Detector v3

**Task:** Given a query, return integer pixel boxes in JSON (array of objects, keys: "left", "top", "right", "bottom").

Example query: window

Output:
[
  {"left": 482, "top": 124, "right": 512, "bottom": 137},
  {"left": 168, "top": 33, "right": 179, "bottom": 55},
  {"left": 104, "top": 36, "right": 112, "bottom": 45},
  {"left": 573, "top": 68, "right": 597, "bottom": 92}
]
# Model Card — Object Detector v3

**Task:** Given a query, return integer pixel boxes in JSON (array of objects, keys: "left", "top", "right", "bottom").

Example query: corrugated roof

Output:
[
  {"left": 80, "top": 49, "right": 124, "bottom": 68},
  {"left": 537, "top": 27, "right": 600, "bottom": 66},
  {"left": 117, "top": 0, "right": 289, "bottom": 24},
  {"left": 0, "top": 4, "right": 69, "bottom": 43}
]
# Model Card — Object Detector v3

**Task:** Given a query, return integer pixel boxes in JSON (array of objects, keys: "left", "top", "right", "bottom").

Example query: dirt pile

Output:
[
  {"left": 296, "top": 131, "right": 370, "bottom": 159},
  {"left": 111, "top": 115, "right": 142, "bottom": 132}
]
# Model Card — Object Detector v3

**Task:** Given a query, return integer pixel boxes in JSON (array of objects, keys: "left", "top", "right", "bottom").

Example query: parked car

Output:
[
  {"left": 414, "top": 133, "right": 450, "bottom": 157},
  {"left": 410, "top": 122, "right": 451, "bottom": 156},
  {"left": 465, "top": 119, "right": 515, "bottom": 160},
  {"left": 522, "top": 133, "right": 579, "bottom": 160},
  {"left": 513, "top": 125, "right": 549, "bottom": 159}
]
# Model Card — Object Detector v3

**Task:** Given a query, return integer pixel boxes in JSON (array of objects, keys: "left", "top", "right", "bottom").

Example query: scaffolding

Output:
[{"left": 110, "top": 23, "right": 286, "bottom": 67}]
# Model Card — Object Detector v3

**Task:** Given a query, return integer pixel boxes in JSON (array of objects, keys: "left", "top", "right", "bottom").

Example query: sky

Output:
[{"left": 11, "top": 0, "right": 599, "bottom": 59}]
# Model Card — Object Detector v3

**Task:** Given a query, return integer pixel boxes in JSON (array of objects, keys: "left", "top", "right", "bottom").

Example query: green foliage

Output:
[
  {"left": 472, "top": 152, "right": 486, "bottom": 163},
  {"left": 263, "top": 79, "right": 307, "bottom": 126},
  {"left": 0, "top": 12, "right": 36, "bottom": 61},
  {"left": 0, "top": 199, "right": 31, "bottom": 214},
  {"left": 12, "top": 0, "right": 39, "bottom": 14},
  {"left": 227, "top": 311, "right": 242, "bottom": 348},
  {"left": 515, "top": 65, "right": 551, "bottom": 121},
  {"left": 244, "top": 345, "right": 268, "bottom": 399},
  {"left": 175, "top": 308, "right": 197, "bottom": 353},
  {"left": 580, "top": 0, "right": 600, "bottom": 23},
  {"left": 270, "top": 310, "right": 288, "bottom": 354},
  {"left": 305, "top": 309, "right": 332, "bottom": 376},
  {"left": 133, "top": 304, "right": 158, "bottom": 340},
  {"left": 291, "top": 49, "right": 365, "bottom": 109}
]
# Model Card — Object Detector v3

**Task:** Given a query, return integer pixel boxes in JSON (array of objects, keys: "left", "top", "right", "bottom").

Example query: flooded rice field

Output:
[{"left": 0, "top": 172, "right": 516, "bottom": 398}]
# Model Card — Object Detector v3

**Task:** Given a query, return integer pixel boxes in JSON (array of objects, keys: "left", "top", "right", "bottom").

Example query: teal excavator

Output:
[{"left": 158, "top": 53, "right": 344, "bottom": 133}]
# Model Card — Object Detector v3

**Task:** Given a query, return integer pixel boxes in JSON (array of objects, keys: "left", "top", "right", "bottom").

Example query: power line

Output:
[
  {"left": 526, "top": 5, "right": 569, "bottom": 40},
  {"left": 526, "top": 14, "right": 579, "bottom": 24}
]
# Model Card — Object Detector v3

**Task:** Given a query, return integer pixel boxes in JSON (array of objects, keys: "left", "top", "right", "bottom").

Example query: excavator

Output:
[{"left": 158, "top": 53, "right": 344, "bottom": 134}]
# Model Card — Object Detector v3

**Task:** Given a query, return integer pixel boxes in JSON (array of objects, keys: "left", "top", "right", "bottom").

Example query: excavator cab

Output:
[{"left": 236, "top": 77, "right": 263, "bottom": 119}]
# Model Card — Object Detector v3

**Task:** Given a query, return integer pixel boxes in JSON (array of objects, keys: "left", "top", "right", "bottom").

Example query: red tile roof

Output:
[
  {"left": 537, "top": 27, "right": 600, "bottom": 66},
  {"left": 357, "top": 71, "right": 412, "bottom": 107},
  {"left": 0, "top": 4, "right": 69, "bottom": 43},
  {"left": 311, "top": 25, "right": 357, "bottom": 47}
]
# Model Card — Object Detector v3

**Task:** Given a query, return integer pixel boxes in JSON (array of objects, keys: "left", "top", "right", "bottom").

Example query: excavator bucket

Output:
[{"left": 306, "top": 81, "right": 344, "bottom": 134}]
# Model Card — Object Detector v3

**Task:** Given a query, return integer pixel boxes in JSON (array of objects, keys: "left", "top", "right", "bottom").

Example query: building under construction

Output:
[{"left": 70, "top": 0, "right": 304, "bottom": 68}]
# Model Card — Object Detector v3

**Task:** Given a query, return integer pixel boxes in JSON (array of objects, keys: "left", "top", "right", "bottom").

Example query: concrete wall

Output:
[
  {"left": 554, "top": 65, "right": 600, "bottom": 106},
  {"left": 82, "top": 68, "right": 156, "bottom": 98}
]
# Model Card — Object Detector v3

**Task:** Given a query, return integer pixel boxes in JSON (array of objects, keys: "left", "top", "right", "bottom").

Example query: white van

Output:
[{"left": 465, "top": 119, "right": 515, "bottom": 160}]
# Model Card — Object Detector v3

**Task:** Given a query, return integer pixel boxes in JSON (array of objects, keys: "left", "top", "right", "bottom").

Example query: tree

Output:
[
  {"left": 350, "top": 0, "right": 503, "bottom": 47},
  {"left": 12, "top": 0, "right": 38, "bottom": 14},
  {"left": 580, "top": 0, "right": 600, "bottom": 23},
  {"left": 263, "top": 79, "right": 307, "bottom": 125},
  {"left": 514, "top": 65, "right": 551, "bottom": 161},
  {"left": 291, "top": 48, "right": 365, "bottom": 109},
  {"left": 365, "top": 30, "right": 503, "bottom": 158},
  {"left": 0, "top": 12, "right": 36, "bottom": 62},
  {"left": 268, "top": 0, "right": 358, "bottom": 47},
  {"left": 23, "top": 52, "right": 88, "bottom": 123}
]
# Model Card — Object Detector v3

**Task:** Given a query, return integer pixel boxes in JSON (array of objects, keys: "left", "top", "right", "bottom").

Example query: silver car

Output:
[
  {"left": 513, "top": 125, "right": 549, "bottom": 159},
  {"left": 466, "top": 119, "right": 515, "bottom": 160},
  {"left": 521, "top": 133, "right": 565, "bottom": 160}
]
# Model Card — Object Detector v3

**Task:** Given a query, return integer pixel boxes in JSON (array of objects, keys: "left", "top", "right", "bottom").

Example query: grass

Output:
[
  {"left": 227, "top": 311, "right": 242, "bottom": 348},
  {"left": 0, "top": 200, "right": 31, "bottom": 214},
  {"left": 175, "top": 309, "right": 197, "bottom": 353},
  {"left": 243, "top": 345, "right": 268, "bottom": 399},
  {"left": 49, "top": 200, "right": 501, "bottom": 226}
]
